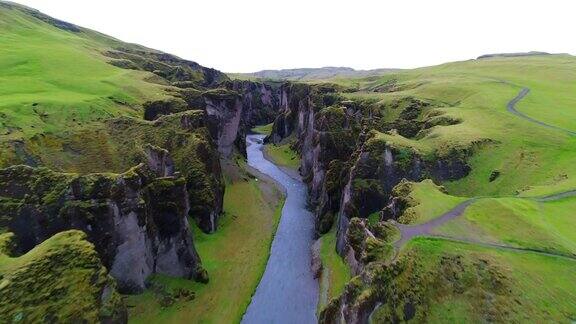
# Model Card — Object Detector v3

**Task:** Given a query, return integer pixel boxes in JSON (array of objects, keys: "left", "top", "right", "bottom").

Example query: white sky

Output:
[{"left": 11, "top": 0, "right": 576, "bottom": 73}]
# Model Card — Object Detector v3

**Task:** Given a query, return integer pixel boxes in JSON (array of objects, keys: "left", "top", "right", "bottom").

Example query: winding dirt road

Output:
[
  {"left": 507, "top": 87, "right": 576, "bottom": 136},
  {"left": 393, "top": 87, "right": 576, "bottom": 259}
]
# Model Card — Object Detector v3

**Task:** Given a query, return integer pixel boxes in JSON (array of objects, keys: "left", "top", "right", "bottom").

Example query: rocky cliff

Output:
[
  {"left": 266, "top": 81, "right": 486, "bottom": 322},
  {"left": 106, "top": 110, "right": 225, "bottom": 234},
  {"left": 0, "top": 151, "right": 206, "bottom": 293},
  {"left": 143, "top": 81, "right": 282, "bottom": 157},
  {"left": 335, "top": 131, "right": 471, "bottom": 257}
]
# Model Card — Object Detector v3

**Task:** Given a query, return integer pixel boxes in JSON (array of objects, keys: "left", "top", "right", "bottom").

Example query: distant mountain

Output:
[
  {"left": 477, "top": 51, "right": 551, "bottom": 59},
  {"left": 230, "top": 66, "right": 401, "bottom": 81}
]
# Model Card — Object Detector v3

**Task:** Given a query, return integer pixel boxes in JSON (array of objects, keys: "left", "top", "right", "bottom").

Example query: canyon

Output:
[{"left": 1, "top": 2, "right": 576, "bottom": 323}]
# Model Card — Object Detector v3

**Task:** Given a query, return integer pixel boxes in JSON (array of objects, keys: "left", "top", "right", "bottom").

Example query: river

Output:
[{"left": 241, "top": 134, "right": 318, "bottom": 324}]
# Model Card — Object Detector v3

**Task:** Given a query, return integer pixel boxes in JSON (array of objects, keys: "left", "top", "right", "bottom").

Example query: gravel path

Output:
[
  {"left": 506, "top": 87, "right": 576, "bottom": 136},
  {"left": 393, "top": 87, "right": 576, "bottom": 258}
]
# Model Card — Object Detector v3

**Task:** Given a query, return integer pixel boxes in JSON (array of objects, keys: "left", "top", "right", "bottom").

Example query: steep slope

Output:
[{"left": 0, "top": 2, "right": 226, "bottom": 164}]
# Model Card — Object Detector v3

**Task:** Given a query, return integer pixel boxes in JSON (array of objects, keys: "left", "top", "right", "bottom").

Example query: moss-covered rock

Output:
[
  {"left": 0, "top": 159, "right": 204, "bottom": 293},
  {"left": 143, "top": 98, "right": 189, "bottom": 121},
  {"left": 106, "top": 111, "right": 225, "bottom": 233},
  {"left": 105, "top": 48, "right": 228, "bottom": 87},
  {"left": 321, "top": 243, "right": 519, "bottom": 323},
  {"left": 0, "top": 230, "right": 126, "bottom": 323}
]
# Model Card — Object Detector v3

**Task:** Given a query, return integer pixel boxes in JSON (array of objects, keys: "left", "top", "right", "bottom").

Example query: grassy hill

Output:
[
  {"left": 0, "top": 2, "right": 163, "bottom": 143},
  {"left": 318, "top": 53, "right": 576, "bottom": 322},
  {"left": 0, "top": 1, "right": 227, "bottom": 171},
  {"left": 342, "top": 54, "right": 576, "bottom": 197}
]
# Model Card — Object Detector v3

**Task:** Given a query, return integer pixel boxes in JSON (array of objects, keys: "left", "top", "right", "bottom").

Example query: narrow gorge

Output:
[{"left": 1, "top": 2, "right": 576, "bottom": 323}]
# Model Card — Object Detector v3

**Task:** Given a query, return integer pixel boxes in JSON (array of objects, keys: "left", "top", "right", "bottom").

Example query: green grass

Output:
[
  {"left": 398, "top": 179, "right": 468, "bottom": 224},
  {"left": 127, "top": 168, "right": 283, "bottom": 323},
  {"left": 0, "top": 4, "right": 168, "bottom": 167},
  {"left": 370, "top": 237, "right": 576, "bottom": 323},
  {"left": 264, "top": 140, "right": 300, "bottom": 171},
  {"left": 343, "top": 55, "right": 576, "bottom": 198},
  {"left": 435, "top": 195, "right": 576, "bottom": 256},
  {"left": 318, "top": 227, "right": 351, "bottom": 312},
  {"left": 252, "top": 123, "right": 273, "bottom": 136}
]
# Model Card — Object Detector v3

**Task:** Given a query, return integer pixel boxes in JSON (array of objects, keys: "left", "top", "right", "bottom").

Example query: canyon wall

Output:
[
  {"left": 266, "top": 82, "right": 480, "bottom": 322},
  {"left": 0, "top": 148, "right": 206, "bottom": 294}
]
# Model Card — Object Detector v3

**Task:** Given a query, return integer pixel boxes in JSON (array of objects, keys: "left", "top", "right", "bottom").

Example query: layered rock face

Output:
[
  {"left": 267, "top": 83, "right": 356, "bottom": 200},
  {"left": 0, "top": 155, "right": 204, "bottom": 293}
]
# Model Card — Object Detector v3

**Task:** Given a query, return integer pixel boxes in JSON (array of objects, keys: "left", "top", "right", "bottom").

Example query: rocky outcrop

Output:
[
  {"left": 107, "top": 111, "right": 224, "bottom": 234},
  {"left": 311, "top": 239, "right": 323, "bottom": 279},
  {"left": 143, "top": 144, "right": 175, "bottom": 177},
  {"left": 185, "top": 82, "right": 282, "bottom": 157},
  {"left": 0, "top": 230, "right": 126, "bottom": 323},
  {"left": 320, "top": 243, "right": 517, "bottom": 324},
  {"left": 0, "top": 156, "right": 205, "bottom": 293},
  {"left": 266, "top": 83, "right": 355, "bottom": 201},
  {"left": 105, "top": 48, "right": 228, "bottom": 88},
  {"left": 336, "top": 131, "right": 470, "bottom": 255}
]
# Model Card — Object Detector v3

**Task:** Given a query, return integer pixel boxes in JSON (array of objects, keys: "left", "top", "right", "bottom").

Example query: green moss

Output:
[
  {"left": 369, "top": 221, "right": 400, "bottom": 243},
  {"left": 346, "top": 218, "right": 367, "bottom": 260},
  {"left": 318, "top": 226, "right": 351, "bottom": 312},
  {"left": 363, "top": 237, "right": 394, "bottom": 264},
  {"left": 252, "top": 123, "right": 274, "bottom": 136},
  {"left": 0, "top": 230, "right": 125, "bottom": 322},
  {"left": 0, "top": 232, "right": 15, "bottom": 255},
  {"left": 367, "top": 212, "right": 380, "bottom": 226}
]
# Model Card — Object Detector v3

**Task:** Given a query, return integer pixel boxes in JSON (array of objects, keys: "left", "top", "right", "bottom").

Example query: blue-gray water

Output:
[{"left": 241, "top": 134, "right": 318, "bottom": 324}]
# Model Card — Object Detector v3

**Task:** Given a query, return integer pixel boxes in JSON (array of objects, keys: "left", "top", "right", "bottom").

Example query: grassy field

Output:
[
  {"left": 252, "top": 123, "right": 300, "bottom": 171},
  {"left": 317, "top": 227, "right": 351, "bottom": 312},
  {"left": 252, "top": 122, "right": 273, "bottom": 136},
  {"left": 126, "top": 163, "right": 283, "bottom": 323},
  {"left": 434, "top": 195, "right": 576, "bottom": 257},
  {"left": 396, "top": 179, "right": 468, "bottom": 224},
  {"left": 371, "top": 237, "right": 576, "bottom": 323},
  {"left": 343, "top": 55, "right": 576, "bottom": 198}
]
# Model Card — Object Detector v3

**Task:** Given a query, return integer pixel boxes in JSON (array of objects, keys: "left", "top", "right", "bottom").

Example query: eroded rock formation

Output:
[{"left": 0, "top": 153, "right": 205, "bottom": 293}]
